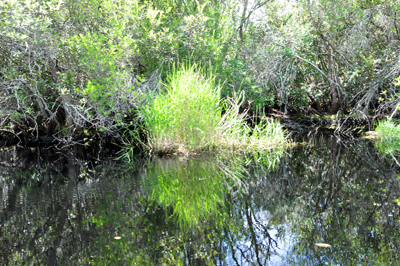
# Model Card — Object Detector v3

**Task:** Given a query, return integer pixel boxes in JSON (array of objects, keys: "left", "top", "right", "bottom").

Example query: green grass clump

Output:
[
  {"left": 374, "top": 119, "right": 400, "bottom": 155},
  {"left": 218, "top": 112, "right": 287, "bottom": 151},
  {"left": 141, "top": 64, "right": 221, "bottom": 153},
  {"left": 141, "top": 64, "right": 287, "bottom": 154},
  {"left": 375, "top": 119, "right": 400, "bottom": 142}
]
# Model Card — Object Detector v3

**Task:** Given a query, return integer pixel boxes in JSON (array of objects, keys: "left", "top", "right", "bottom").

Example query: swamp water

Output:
[{"left": 1, "top": 136, "right": 400, "bottom": 265}]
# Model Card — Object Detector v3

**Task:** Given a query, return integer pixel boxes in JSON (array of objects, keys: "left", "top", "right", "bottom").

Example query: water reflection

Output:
[
  {"left": 1, "top": 137, "right": 400, "bottom": 265},
  {"left": 143, "top": 157, "right": 231, "bottom": 228},
  {"left": 283, "top": 136, "right": 400, "bottom": 264}
]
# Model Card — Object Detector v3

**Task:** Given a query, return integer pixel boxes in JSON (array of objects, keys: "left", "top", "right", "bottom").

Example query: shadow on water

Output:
[{"left": 1, "top": 136, "right": 400, "bottom": 265}]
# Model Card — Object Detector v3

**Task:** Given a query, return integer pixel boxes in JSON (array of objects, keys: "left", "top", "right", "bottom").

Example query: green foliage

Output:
[
  {"left": 62, "top": 1, "right": 140, "bottom": 120},
  {"left": 1, "top": 0, "right": 239, "bottom": 138},
  {"left": 140, "top": 64, "right": 288, "bottom": 154},
  {"left": 134, "top": 0, "right": 233, "bottom": 73},
  {"left": 219, "top": 111, "right": 288, "bottom": 152},
  {"left": 3, "top": 0, "right": 400, "bottom": 140},
  {"left": 142, "top": 64, "right": 222, "bottom": 153},
  {"left": 374, "top": 119, "right": 400, "bottom": 155},
  {"left": 394, "top": 76, "right": 400, "bottom": 86},
  {"left": 10, "top": 112, "right": 25, "bottom": 120},
  {"left": 375, "top": 119, "right": 400, "bottom": 142}
]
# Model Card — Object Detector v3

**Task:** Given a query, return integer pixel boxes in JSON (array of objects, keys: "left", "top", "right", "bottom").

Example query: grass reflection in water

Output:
[{"left": 143, "top": 150, "right": 284, "bottom": 229}]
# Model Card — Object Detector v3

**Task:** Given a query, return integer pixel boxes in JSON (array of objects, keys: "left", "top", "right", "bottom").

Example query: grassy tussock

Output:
[
  {"left": 141, "top": 64, "right": 287, "bottom": 154},
  {"left": 374, "top": 119, "right": 400, "bottom": 155},
  {"left": 375, "top": 119, "right": 400, "bottom": 141}
]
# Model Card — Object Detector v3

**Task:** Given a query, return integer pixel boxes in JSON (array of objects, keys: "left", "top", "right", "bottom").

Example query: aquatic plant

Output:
[
  {"left": 139, "top": 64, "right": 287, "bottom": 154},
  {"left": 218, "top": 111, "right": 287, "bottom": 152},
  {"left": 368, "top": 119, "right": 400, "bottom": 167}
]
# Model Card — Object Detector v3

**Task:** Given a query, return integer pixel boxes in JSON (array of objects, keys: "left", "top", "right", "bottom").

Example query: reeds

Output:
[
  {"left": 375, "top": 119, "right": 400, "bottom": 142},
  {"left": 140, "top": 64, "right": 287, "bottom": 154},
  {"left": 374, "top": 119, "right": 400, "bottom": 155}
]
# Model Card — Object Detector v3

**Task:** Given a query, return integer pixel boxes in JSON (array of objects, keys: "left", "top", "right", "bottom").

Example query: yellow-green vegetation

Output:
[
  {"left": 141, "top": 65, "right": 287, "bottom": 154},
  {"left": 375, "top": 119, "right": 400, "bottom": 141},
  {"left": 372, "top": 119, "right": 400, "bottom": 155},
  {"left": 141, "top": 64, "right": 221, "bottom": 153}
]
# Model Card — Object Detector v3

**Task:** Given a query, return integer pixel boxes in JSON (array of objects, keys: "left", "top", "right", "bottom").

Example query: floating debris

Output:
[{"left": 315, "top": 243, "right": 331, "bottom": 248}]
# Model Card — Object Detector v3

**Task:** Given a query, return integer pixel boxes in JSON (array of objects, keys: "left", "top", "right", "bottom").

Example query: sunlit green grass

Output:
[
  {"left": 141, "top": 64, "right": 221, "bottom": 153},
  {"left": 374, "top": 119, "right": 400, "bottom": 155},
  {"left": 375, "top": 119, "right": 400, "bottom": 141},
  {"left": 140, "top": 64, "right": 288, "bottom": 155}
]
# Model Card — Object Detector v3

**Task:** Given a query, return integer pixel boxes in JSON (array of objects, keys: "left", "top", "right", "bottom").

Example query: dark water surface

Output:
[{"left": 1, "top": 136, "right": 400, "bottom": 265}]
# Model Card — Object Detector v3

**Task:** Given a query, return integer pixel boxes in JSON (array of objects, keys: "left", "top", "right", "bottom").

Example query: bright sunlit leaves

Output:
[
  {"left": 395, "top": 199, "right": 400, "bottom": 206},
  {"left": 114, "top": 236, "right": 122, "bottom": 240}
]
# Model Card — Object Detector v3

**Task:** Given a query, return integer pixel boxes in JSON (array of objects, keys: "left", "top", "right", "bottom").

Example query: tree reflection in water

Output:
[{"left": 0, "top": 136, "right": 400, "bottom": 265}]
